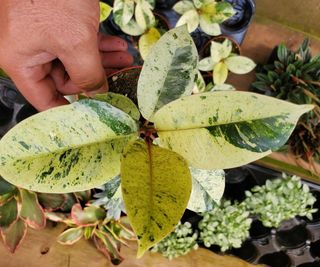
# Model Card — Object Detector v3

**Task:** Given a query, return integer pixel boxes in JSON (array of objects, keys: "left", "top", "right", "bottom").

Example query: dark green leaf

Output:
[
  {"left": 0, "top": 197, "right": 18, "bottom": 228},
  {"left": 37, "top": 193, "right": 66, "bottom": 211},
  {"left": 277, "top": 43, "right": 288, "bottom": 63}
]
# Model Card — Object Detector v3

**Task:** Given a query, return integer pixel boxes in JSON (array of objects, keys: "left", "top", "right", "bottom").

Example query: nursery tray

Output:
[{"left": 218, "top": 164, "right": 320, "bottom": 267}]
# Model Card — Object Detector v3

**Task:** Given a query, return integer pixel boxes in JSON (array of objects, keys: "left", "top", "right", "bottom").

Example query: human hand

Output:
[{"left": 0, "top": 0, "right": 133, "bottom": 111}]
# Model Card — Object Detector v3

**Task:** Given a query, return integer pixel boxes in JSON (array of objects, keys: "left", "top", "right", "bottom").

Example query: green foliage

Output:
[
  {"left": 244, "top": 174, "right": 317, "bottom": 228},
  {"left": 151, "top": 222, "right": 198, "bottom": 260},
  {"left": 252, "top": 39, "right": 320, "bottom": 161},
  {"left": 198, "top": 200, "right": 252, "bottom": 251},
  {"left": 173, "top": 0, "right": 235, "bottom": 36},
  {"left": 199, "top": 39, "right": 256, "bottom": 85}
]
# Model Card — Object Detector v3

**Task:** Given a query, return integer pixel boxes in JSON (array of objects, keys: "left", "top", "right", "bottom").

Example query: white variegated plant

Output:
[
  {"left": 0, "top": 26, "right": 314, "bottom": 259},
  {"left": 173, "top": 0, "right": 235, "bottom": 36},
  {"left": 99, "top": 2, "right": 113, "bottom": 23},
  {"left": 199, "top": 39, "right": 256, "bottom": 85},
  {"left": 113, "top": 0, "right": 163, "bottom": 59}
]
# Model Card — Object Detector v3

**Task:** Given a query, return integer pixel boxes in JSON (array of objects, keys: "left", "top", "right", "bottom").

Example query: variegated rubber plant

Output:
[
  {"left": 173, "top": 0, "right": 235, "bottom": 36},
  {"left": 198, "top": 39, "right": 256, "bottom": 87},
  {"left": 0, "top": 26, "right": 314, "bottom": 258},
  {"left": 113, "top": 0, "right": 165, "bottom": 59}
]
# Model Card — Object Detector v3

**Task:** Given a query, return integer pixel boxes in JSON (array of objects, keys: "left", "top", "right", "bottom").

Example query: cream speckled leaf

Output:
[
  {"left": 173, "top": 0, "right": 195, "bottom": 14},
  {"left": 213, "top": 62, "right": 228, "bottom": 85},
  {"left": 193, "top": 0, "right": 204, "bottom": 8},
  {"left": 225, "top": 56, "right": 256, "bottom": 74},
  {"left": 138, "top": 27, "right": 161, "bottom": 60},
  {"left": 154, "top": 91, "right": 314, "bottom": 169},
  {"left": 119, "top": 19, "right": 145, "bottom": 36},
  {"left": 176, "top": 9, "right": 199, "bottom": 33},
  {"left": 188, "top": 168, "right": 225, "bottom": 212},
  {"left": 138, "top": 26, "right": 198, "bottom": 121},
  {"left": 199, "top": 15, "right": 221, "bottom": 36},
  {"left": 0, "top": 99, "right": 139, "bottom": 193},
  {"left": 135, "top": 0, "right": 155, "bottom": 31},
  {"left": 210, "top": 41, "right": 224, "bottom": 64},
  {"left": 193, "top": 71, "right": 206, "bottom": 93},
  {"left": 121, "top": 140, "right": 192, "bottom": 258},
  {"left": 113, "top": 0, "right": 134, "bottom": 26},
  {"left": 198, "top": 57, "right": 214, "bottom": 71},
  {"left": 99, "top": 2, "right": 112, "bottom": 22},
  {"left": 94, "top": 92, "right": 140, "bottom": 121}
]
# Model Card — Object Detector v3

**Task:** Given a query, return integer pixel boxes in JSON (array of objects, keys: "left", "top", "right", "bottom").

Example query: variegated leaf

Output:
[
  {"left": 225, "top": 56, "right": 256, "bottom": 74},
  {"left": 188, "top": 168, "right": 225, "bottom": 212},
  {"left": 192, "top": 71, "right": 206, "bottom": 94},
  {"left": 20, "top": 189, "right": 46, "bottom": 229},
  {"left": 173, "top": 0, "right": 195, "bottom": 14},
  {"left": 154, "top": 91, "right": 314, "bottom": 169},
  {"left": 135, "top": 0, "right": 155, "bottom": 30},
  {"left": 57, "top": 227, "right": 84, "bottom": 245},
  {"left": 176, "top": 9, "right": 199, "bottom": 33},
  {"left": 119, "top": 19, "right": 145, "bottom": 36},
  {"left": 210, "top": 41, "right": 224, "bottom": 64},
  {"left": 94, "top": 93, "right": 140, "bottom": 121},
  {"left": 71, "top": 204, "right": 106, "bottom": 226},
  {"left": 138, "top": 26, "right": 198, "bottom": 121},
  {"left": 0, "top": 99, "right": 139, "bottom": 193},
  {"left": 210, "top": 83, "right": 235, "bottom": 91},
  {"left": 199, "top": 16, "right": 221, "bottom": 36},
  {"left": 113, "top": 0, "right": 134, "bottom": 26},
  {"left": 221, "top": 39, "right": 233, "bottom": 59},
  {"left": 213, "top": 62, "right": 228, "bottom": 85},
  {"left": 193, "top": 0, "right": 204, "bottom": 9},
  {"left": 121, "top": 140, "right": 192, "bottom": 258},
  {"left": 138, "top": 27, "right": 161, "bottom": 60},
  {"left": 198, "top": 57, "right": 214, "bottom": 71},
  {"left": 1, "top": 219, "right": 27, "bottom": 253}
]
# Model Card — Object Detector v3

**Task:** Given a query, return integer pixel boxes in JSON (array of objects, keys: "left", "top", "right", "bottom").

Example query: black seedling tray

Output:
[{"left": 222, "top": 165, "right": 320, "bottom": 267}]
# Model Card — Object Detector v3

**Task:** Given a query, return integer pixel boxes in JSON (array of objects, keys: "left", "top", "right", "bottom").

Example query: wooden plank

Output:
[{"left": 0, "top": 222, "right": 261, "bottom": 267}]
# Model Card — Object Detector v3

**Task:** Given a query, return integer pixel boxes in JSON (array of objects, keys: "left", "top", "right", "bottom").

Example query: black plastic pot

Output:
[
  {"left": 276, "top": 224, "right": 309, "bottom": 249},
  {"left": 310, "top": 240, "right": 320, "bottom": 259},
  {"left": 181, "top": 209, "right": 202, "bottom": 232},
  {"left": 223, "top": 167, "right": 258, "bottom": 202},
  {"left": 220, "top": 0, "right": 256, "bottom": 44},
  {"left": 16, "top": 104, "right": 37, "bottom": 123},
  {"left": 155, "top": 0, "right": 178, "bottom": 10},
  {"left": 231, "top": 240, "right": 258, "bottom": 263},
  {"left": 258, "top": 251, "right": 292, "bottom": 267},
  {"left": 249, "top": 219, "right": 271, "bottom": 240}
]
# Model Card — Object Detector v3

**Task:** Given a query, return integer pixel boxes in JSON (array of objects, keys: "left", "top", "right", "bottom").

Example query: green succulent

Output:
[
  {"left": 151, "top": 222, "right": 198, "bottom": 259},
  {"left": 173, "top": 0, "right": 235, "bottom": 36},
  {"left": 252, "top": 39, "right": 320, "bottom": 161},
  {"left": 244, "top": 174, "right": 317, "bottom": 228},
  {"left": 198, "top": 200, "right": 252, "bottom": 252}
]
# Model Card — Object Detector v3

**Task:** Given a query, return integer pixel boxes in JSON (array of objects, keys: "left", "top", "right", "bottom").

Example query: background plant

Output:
[
  {"left": 198, "top": 200, "right": 251, "bottom": 252},
  {"left": 0, "top": 26, "right": 313, "bottom": 259},
  {"left": 199, "top": 39, "right": 256, "bottom": 85},
  {"left": 252, "top": 39, "right": 320, "bottom": 162},
  {"left": 243, "top": 174, "right": 317, "bottom": 228},
  {"left": 173, "top": 0, "right": 235, "bottom": 36},
  {"left": 113, "top": 0, "right": 164, "bottom": 59},
  {"left": 151, "top": 222, "right": 198, "bottom": 259}
]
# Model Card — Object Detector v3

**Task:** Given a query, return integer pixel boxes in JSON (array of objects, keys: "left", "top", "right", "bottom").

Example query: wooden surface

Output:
[{"left": 0, "top": 223, "right": 261, "bottom": 267}]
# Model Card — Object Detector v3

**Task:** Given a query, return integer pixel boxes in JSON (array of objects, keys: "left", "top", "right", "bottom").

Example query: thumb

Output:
[{"left": 57, "top": 34, "right": 107, "bottom": 93}]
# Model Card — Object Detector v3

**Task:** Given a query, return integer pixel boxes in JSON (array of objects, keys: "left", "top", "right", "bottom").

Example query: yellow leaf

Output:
[
  {"left": 121, "top": 140, "right": 192, "bottom": 258},
  {"left": 99, "top": 2, "right": 112, "bottom": 22},
  {"left": 213, "top": 62, "right": 228, "bottom": 85},
  {"left": 138, "top": 28, "right": 161, "bottom": 60}
]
